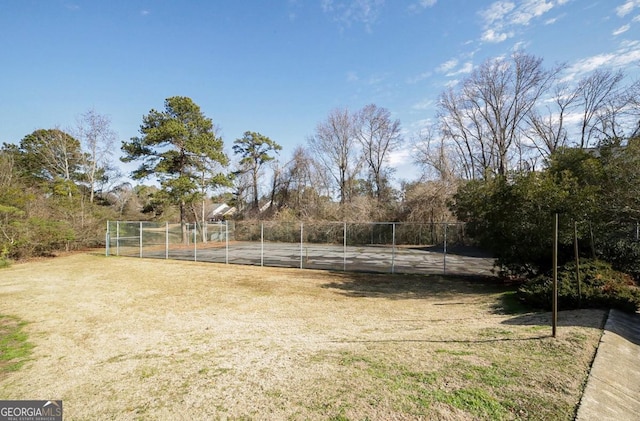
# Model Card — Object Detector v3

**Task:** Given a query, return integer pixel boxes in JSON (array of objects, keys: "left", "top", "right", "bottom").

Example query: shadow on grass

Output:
[
  {"left": 501, "top": 309, "right": 608, "bottom": 331},
  {"left": 329, "top": 336, "right": 550, "bottom": 344},
  {"left": 321, "top": 272, "right": 511, "bottom": 300}
]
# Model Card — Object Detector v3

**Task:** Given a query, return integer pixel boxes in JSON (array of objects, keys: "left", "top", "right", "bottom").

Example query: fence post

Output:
[
  {"left": 225, "top": 220, "right": 229, "bottom": 264},
  {"left": 165, "top": 222, "right": 169, "bottom": 259},
  {"left": 443, "top": 223, "right": 447, "bottom": 275},
  {"left": 193, "top": 224, "right": 197, "bottom": 262},
  {"left": 300, "top": 222, "right": 304, "bottom": 269},
  {"left": 105, "top": 221, "right": 110, "bottom": 256},
  {"left": 139, "top": 221, "right": 143, "bottom": 258},
  {"left": 343, "top": 222, "right": 347, "bottom": 272},
  {"left": 391, "top": 223, "right": 396, "bottom": 274},
  {"left": 261, "top": 222, "right": 264, "bottom": 267},
  {"left": 116, "top": 221, "right": 120, "bottom": 256}
]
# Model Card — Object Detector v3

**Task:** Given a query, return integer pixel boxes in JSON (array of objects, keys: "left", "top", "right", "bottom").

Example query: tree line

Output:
[{"left": 1, "top": 51, "right": 639, "bottom": 271}]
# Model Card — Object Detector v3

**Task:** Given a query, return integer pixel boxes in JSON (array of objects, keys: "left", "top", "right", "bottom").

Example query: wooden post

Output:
[
  {"left": 574, "top": 220, "right": 581, "bottom": 307},
  {"left": 553, "top": 213, "right": 558, "bottom": 338}
]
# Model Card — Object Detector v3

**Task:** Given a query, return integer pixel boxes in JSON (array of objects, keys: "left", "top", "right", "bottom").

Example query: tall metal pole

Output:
[
  {"left": 343, "top": 222, "right": 347, "bottom": 272},
  {"left": 553, "top": 213, "right": 558, "bottom": 338},
  {"left": 194, "top": 224, "right": 197, "bottom": 262},
  {"left": 443, "top": 223, "right": 448, "bottom": 275},
  {"left": 105, "top": 221, "right": 110, "bottom": 256},
  {"left": 165, "top": 222, "right": 169, "bottom": 259},
  {"left": 391, "top": 223, "right": 396, "bottom": 274},
  {"left": 574, "top": 220, "right": 581, "bottom": 307},
  {"left": 225, "top": 220, "right": 229, "bottom": 264},
  {"left": 139, "top": 221, "right": 143, "bottom": 258},
  {"left": 261, "top": 223, "right": 264, "bottom": 267},
  {"left": 300, "top": 223, "right": 304, "bottom": 269}
]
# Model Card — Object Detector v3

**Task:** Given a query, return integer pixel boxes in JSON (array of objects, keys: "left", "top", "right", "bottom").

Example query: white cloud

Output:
[
  {"left": 480, "top": 1, "right": 516, "bottom": 24},
  {"left": 412, "top": 99, "right": 434, "bottom": 110},
  {"left": 446, "top": 61, "right": 473, "bottom": 76},
  {"left": 140, "top": 10, "right": 150, "bottom": 16},
  {"left": 634, "top": 14, "right": 640, "bottom": 22},
  {"left": 478, "top": 0, "right": 567, "bottom": 44},
  {"left": 482, "top": 28, "right": 510, "bottom": 43},
  {"left": 410, "top": 0, "right": 437, "bottom": 10},
  {"left": 444, "top": 79, "right": 460, "bottom": 88},
  {"left": 564, "top": 39, "right": 640, "bottom": 79},
  {"left": 616, "top": 1, "right": 639, "bottom": 18},
  {"left": 387, "top": 148, "right": 412, "bottom": 167},
  {"left": 512, "top": 40, "right": 529, "bottom": 51},
  {"left": 511, "top": 0, "right": 554, "bottom": 26},
  {"left": 613, "top": 24, "right": 631, "bottom": 35},
  {"left": 437, "top": 58, "right": 458, "bottom": 73},
  {"left": 347, "top": 71, "right": 359, "bottom": 82},
  {"left": 322, "top": 0, "right": 386, "bottom": 31}
]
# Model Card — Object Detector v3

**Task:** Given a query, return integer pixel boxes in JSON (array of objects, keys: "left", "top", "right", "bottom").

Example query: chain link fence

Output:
[{"left": 106, "top": 220, "right": 493, "bottom": 275}]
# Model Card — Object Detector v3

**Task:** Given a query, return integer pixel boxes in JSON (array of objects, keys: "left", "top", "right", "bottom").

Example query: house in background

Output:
[{"left": 207, "top": 203, "right": 236, "bottom": 222}]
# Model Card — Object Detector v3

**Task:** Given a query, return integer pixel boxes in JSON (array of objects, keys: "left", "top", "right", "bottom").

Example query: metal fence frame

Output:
[{"left": 105, "top": 220, "right": 473, "bottom": 275}]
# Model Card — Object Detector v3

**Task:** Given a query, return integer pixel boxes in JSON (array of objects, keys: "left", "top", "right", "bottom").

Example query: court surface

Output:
[{"left": 131, "top": 241, "right": 495, "bottom": 276}]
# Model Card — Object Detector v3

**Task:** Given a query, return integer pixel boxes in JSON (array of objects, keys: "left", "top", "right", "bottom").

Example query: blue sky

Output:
[{"left": 1, "top": 0, "right": 639, "bottom": 182}]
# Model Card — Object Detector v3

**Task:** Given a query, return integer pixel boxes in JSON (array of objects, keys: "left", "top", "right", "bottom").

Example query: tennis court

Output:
[{"left": 107, "top": 221, "right": 494, "bottom": 275}]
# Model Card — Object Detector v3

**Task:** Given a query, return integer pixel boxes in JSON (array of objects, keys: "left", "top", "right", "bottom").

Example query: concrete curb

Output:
[{"left": 575, "top": 309, "right": 640, "bottom": 420}]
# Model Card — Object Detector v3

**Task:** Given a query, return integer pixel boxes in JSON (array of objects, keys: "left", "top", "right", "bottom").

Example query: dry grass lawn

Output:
[{"left": 0, "top": 253, "right": 605, "bottom": 420}]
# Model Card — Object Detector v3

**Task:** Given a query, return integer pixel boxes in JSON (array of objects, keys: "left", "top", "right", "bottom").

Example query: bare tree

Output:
[
  {"left": 109, "top": 182, "right": 135, "bottom": 217},
  {"left": 524, "top": 80, "right": 577, "bottom": 158},
  {"left": 308, "top": 108, "right": 363, "bottom": 204},
  {"left": 628, "top": 79, "right": 640, "bottom": 138},
  {"left": 437, "top": 88, "right": 481, "bottom": 179},
  {"left": 0, "top": 147, "right": 15, "bottom": 190},
  {"left": 75, "top": 109, "right": 117, "bottom": 203},
  {"left": 438, "top": 52, "right": 557, "bottom": 178},
  {"left": 272, "top": 146, "right": 329, "bottom": 219},
  {"left": 414, "top": 125, "right": 460, "bottom": 182},
  {"left": 575, "top": 69, "right": 625, "bottom": 148},
  {"left": 353, "top": 104, "right": 402, "bottom": 201},
  {"left": 593, "top": 76, "right": 640, "bottom": 141}
]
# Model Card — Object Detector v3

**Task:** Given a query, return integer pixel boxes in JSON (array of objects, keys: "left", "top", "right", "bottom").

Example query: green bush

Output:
[
  {"left": 518, "top": 259, "right": 640, "bottom": 313},
  {"left": 599, "top": 239, "right": 640, "bottom": 281},
  {"left": 0, "top": 246, "right": 11, "bottom": 268}
]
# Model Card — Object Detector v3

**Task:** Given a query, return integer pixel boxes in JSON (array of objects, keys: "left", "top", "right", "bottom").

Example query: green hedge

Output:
[{"left": 518, "top": 259, "right": 640, "bottom": 313}]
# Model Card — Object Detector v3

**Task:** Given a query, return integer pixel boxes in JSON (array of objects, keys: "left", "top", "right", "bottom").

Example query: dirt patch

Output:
[{"left": 0, "top": 254, "right": 604, "bottom": 420}]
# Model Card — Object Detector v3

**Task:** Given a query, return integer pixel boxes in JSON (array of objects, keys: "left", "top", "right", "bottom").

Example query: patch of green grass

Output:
[
  {"left": 478, "top": 327, "right": 513, "bottom": 337},
  {"left": 0, "top": 314, "right": 33, "bottom": 373},
  {"left": 435, "top": 348, "right": 472, "bottom": 356},
  {"left": 431, "top": 388, "right": 510, "bottom": 420},
  {"left": 138, "top": 365, "right": 159, "bottom": 379},
  {"left": 339, "top": 351, "right": 438, "bottom": 389},
  {"left": 334, "top": 350, "right": 529, "bottom": 418},
  {"left": 0, "top": 257, "right": 11, "bottom": 269},
  {"left": 463, "top": 363, "right": 518, "bottom": 387}
]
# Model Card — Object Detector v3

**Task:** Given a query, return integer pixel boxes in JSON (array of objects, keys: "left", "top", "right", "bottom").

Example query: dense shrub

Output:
[
  {"left": 518, "top": 259, "right": 640, "bottom": 313},
  {"left": 0, "top": 246, "right": 11, "bottom": 268},
  {"left": 599, "top": 239, "right": 640, "bottom": 282}
]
